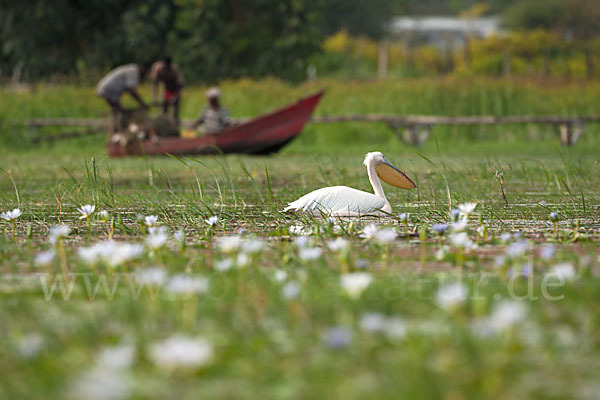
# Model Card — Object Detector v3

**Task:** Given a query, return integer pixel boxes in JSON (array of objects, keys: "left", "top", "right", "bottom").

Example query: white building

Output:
[{"left": 388, "top": 16, "right": 501, "bottom": 49}]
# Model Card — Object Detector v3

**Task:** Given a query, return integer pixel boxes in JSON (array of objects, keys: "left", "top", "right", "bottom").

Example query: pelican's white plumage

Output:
[{"left": 283, "top": 152, "right": 416, "bottom": 216}]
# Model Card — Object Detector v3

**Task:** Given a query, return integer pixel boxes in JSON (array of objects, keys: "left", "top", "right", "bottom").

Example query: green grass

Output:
[{"left": 0, "top": 78, "right": 599, "bottom": 399}]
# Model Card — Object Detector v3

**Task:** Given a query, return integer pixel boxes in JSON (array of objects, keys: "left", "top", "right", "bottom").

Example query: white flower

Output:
[
  {"left": 100, "top": 210, "right": 109, "bottom": 220},
  {"left": 505, "top": 239, "right": 530, "bottom": 258},
  {"left": 294, "top": 236, "right": 309, "bottom": 248},
  {"left": 146, "top": 227, "right": 168, "bottom": 250},
  {"left": 1, "top": 208, "right": 21, "bottom": 221},
  {"left": 71, "top": 368, "right": 130, "bottom": 400},
  {"left": 327, "top": 238, "right": 349, "bottom": 252},
  {"left": 149, "top": 335, "right": 213, "bottom": 370},
  {"left": 282, "top": 281, "right": 301, "bottom": 299},
  {"left": 399, "top": 212, "right": 409, "bottom": 222},
  {"left": 214, "top": 258, "right": 234, "bottom": 272},
  {"left": 361, "top": 224, "right": 378, "bottom": 240},
  {"left": 79, "top": 241, "right": 144, "bottom": 267},
  {"left": 77, "top": 204, "right": 96, "bottom": 219},
  {"left": 49, "top": 225, "right": 70, "bottom": 244},
  {"left": 500, "top": 232, "right": 512, "bottom": 243},
  {"left": 144, "top": 215, "right": 158, "bottom": 227},
  {"left": 359, "top": 312, "right": 386, "bottom": 333},
  {"left": 375, "top": 228, "right": 396, "bottom": 244},
  {"left": 435, "top": 246, "right": 449, "bottom": 261},
  {"left": 174, "top": 230, "right": 185, "bottom": 244},
  {"left": 450, "top": 219, "right": 468, "bottom": 232},
  {"left": 327, "top": 216, "right": 336, "bottom": 225},
  {"left": 105, "top": 243, "right": 144, "bottom": 267},
  {"left": 539, "top": 244, "right": 556, "bottom": 260},
  {"left": 236, "top": 252, "right": 251, "bottom": 268},
  {"left": 298, "top": 247, "right": 322, "bottom": 261},
  {"left": 134, "top": 267, "right": 167, "bottom": 286},
  {"left": 436, "top": 282, "right": 468, "bottom": 311},
  {"left": 205, "top": 215, "right": 218, "bottom": 226},
  {"left": 273, "top": 269, "right": 287, "bottom": 282},
  {"left": 215, "top": 235, "right": 243, "bottom": 253},
  {"left": 449, "top": 232, "right": 474, "bottom": 250},
  {"left": 241, "top": 238, "right": 265, "bottom": 254},
  {"left": 383, "top": 317, "right": 407, "bottom": 339},
  {"left": 35, "top": 250, "right": 55, "bottom": 266},
  {"left": 98, "top": 344, "right": 135, "bottom": 370},
  {"left": 549, "top": 263, "right": 576, "bottom": 281},
  {"left": 487, "top": 301, "right": 527, "bottom": 332},
  {"left": 166, "top": 274, "right": 209, "bottom": 295},
  {"left": 15, "top": 333, "right": 44, "bottom": 359},
  {"left": 458, "top": 202, "right": 477, "bottom": 217},
  {"left": 476, "top": 225, "right": 486, "bottom": 235},
  {"left": 340, "top": 272, "right": 372, "bottom": 299}
]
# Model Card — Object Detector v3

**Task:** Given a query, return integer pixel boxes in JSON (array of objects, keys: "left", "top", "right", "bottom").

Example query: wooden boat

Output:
[{"left": 107, "top": 91, "right": 324, "bottom": 157}]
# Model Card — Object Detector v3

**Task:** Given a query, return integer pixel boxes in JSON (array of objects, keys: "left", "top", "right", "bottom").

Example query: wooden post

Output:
[
  {"left": 555, "top": 122, "right": 585, "bottom": 146},
  {"left": 378, "top": 40, "right": 389, "bottom": 79}
]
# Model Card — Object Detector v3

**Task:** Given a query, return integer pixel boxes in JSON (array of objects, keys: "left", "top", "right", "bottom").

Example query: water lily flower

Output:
[
  {"left": 458, "top": 202, "right": 477, "bottom": 218},
  {"left": 236, "top": 252, "right": 251, "bottom": 267},
  {"left": 432, "top": 223, "right": 448, "bottom": 235},
  {"left": 15, "top": 333, "right": 44, "bottom": 359},
  {"left": 1, "top": 208, "right": 21, "bottom": 221},
  {"left": 205, "top": 215, "right": 218, "bottom": 226},
  {"left": 215, "top": 235, "right": 243, "bottom": 253},
  {"left": 214, "top": 258, "right": 234, "bottom": 272},
  {"left": 383, "top": 317, "right": 407, "bottom": 339},
  {"left": 71, "top": 367, "right": 130, "bottom": 400},
  {"left": 134, "top": 267, "right": 167, "bottom": 286},
  {"left": 144, "top": 215, "right": 158, "bottom": 227},
  {"left": 327, "top": 238, "right": 349, "bottom": 252},
  {"left": 361, "top": 223, "right": 378, "bottom": 240},
  {"left": 146, "top": 226, "right": 169, "bottom": 250},
  {"left": 2, "top": 208, "right": 22, "bottom": 239},
  {"left": 321, "top": 326, "right": 352, "bottom": 349},
  {"left": 449, "top": 232, "right": 474, "bottom": 250},
  {"left": 165, "top": 274, "right": 209, "bottom": 295},
  {"left": 449, "top": 209, "right": 460, "bottom": 222},
  {"left": 149, "top": 335, "right": 213, "bottom": 370},
  {"left": 436, "top": 282, "right": 468, "bottom": 311},
  {"left": 505, "top": 239, "right": 530, "bottom": 258},
  {"left": 97, "top": 344, "right": 136, "bottom": 370},
  {"left": 77, "top": 204, "right": 95, "bottom": 219},
  {"left": 487, "top": 301, "right": 527, "bottom": 332},
  {"left": 99, "top": 210, "right": 109, "bottom": 221},
  {"left": 273, "top": 269, "right": 287, "bottom": 282},
  {"left": 294, "top": 236, "right": 309, "bottom": 248},
  {"left": 340, "top": 272, "right": 372, "bottom": 298},
  {"left": 399, "top": 212, "right": 409, "bottom": 222},
  {"left": 282, "top": 281, "right": 301, "bottom": 299},
  {"left": 360, "top": 312, "right": 387, "bottom": 333},
  {"left": 49, "top": 225, "right": 71, "bottom": 244},
  {"left": 549, "top": 262, "right": 576, "bottom": 281},
  {"left": 241, "top": 238, "right": 265, "bottom": 254},
  {"left": 298, "top": 247, "right": 322, "bottom": 261},
  {"left": 78, "top": 241, "right": 143, "bottom": 267},
  {"left": 35, "top": 250, "right": 56, "bottom": 266},
  {"left": 375, "top": 228, "right": 396, "bottom": 244},
  {"left": 549, "top": 212, "right": 559, "bottom": 222},
  {"left": 450, "top": 219, "right": 468, "bottom": 232},
  {"left": 539, "top": 244, "right": 556, "bottom": 260}
]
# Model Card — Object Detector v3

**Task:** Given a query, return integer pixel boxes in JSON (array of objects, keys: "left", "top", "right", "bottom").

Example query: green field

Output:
[{"left": 1, "top": 78, "right": 599, "bottom": 399}]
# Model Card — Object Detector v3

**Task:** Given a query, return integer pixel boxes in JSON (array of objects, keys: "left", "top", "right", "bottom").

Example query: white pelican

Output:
[{"left": 283, "top": 152, "right": 416, "bottom": 216}]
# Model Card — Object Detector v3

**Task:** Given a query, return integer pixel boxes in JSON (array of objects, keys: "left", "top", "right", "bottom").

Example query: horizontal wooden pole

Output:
[{"left": 21, "top": 114, "right": 600, "bottom": 129}]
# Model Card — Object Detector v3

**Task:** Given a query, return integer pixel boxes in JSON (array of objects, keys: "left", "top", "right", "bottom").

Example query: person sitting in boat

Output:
[
  {"left": 191, "top": 87, "right": 233, "bottom": 134},
  {"left": 150, "top": 56, "right": 184, "bottom": 126}
]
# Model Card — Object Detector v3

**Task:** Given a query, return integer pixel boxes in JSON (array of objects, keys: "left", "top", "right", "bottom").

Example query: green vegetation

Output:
[{"left": 1, "top": 79, "right": 599, "bottom": 399}]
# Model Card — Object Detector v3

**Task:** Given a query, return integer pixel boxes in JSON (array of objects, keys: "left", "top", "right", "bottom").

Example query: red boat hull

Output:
[{"left": 107, "top": 91, "right": 323, "bottom": 157}]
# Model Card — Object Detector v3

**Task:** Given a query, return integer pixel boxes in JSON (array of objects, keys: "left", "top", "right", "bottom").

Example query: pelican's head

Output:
[{"left": 364, "top": 151, "right": 416, "bottom": 189}]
